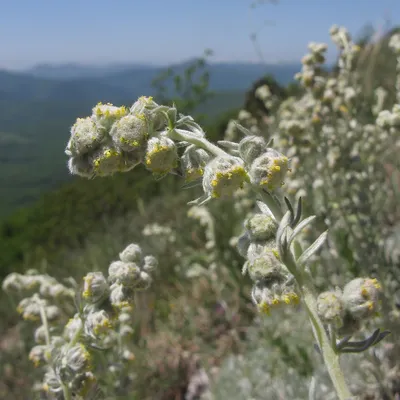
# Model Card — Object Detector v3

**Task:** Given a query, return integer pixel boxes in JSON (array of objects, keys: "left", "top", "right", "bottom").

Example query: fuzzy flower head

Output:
[
  {"left": 62, "top": 343, "right": 92, "bottom": 374},
  {"left": 92, "top": 102, "right": 127, "bottom": 133},
  {"left": 110, "top": 113, "right": 149, "bottom": 153},
  {"left": 119, "top": 243, "right": 143, "bottom": 263},
  {"left": 248, "top": 149, "right": 289, "bottom": 190},
  {"left": 29, "top": 345, "right": 50, "bottom": 367},
  {"left": 64, "top": 315, "right": 83, "bottom": 341},
  {"left": 109, "top": 283, "right": 134, "bottom": 309},
  {"left": 130, "top": 96, "right": 165, "bottom": 130},
  {"left": 108, "top": 261, "right": 141, "bottom": 287},
  {"left": 252, "top": 280, "right": 300, "bottom": 316},
  {"left": 203, "top": 156, "right": 248, "bottom": 198},
  {"left": 244, "top": 214, "right": 277, "bottom": 241},
  {"left": 181, "top": 145, "right": 212, "bottom": 182},
  {"left": 67, "top": 155, "right": 95, "bottom": 178},
  {"left": 145, "top": 136, "right": 178, "bottom": 174},
  {"left": 82, "top": 272, "right": 109, "bottom": 304},
  {"left": 90, "top": 145, "right": 124, "bottom": 176},
  {"left": 317, "top": 291, "right": 345, "bottom": 327},
  {"left": 246, "top": 251, "right": 287, "bottom": 283},
  {"left": 66, "top": 117, "right": 104, "bottom": 157},
  {"left": 342, "top": 278, "right": 382, "bottom": 320},
  {"left": 84, "top": 310, "right": 114, "bottom": 341}
]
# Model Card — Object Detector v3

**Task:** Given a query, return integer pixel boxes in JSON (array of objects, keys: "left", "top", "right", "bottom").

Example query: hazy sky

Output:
[{"left": 1, "top": 0, "right": 399, "bottom": 70}]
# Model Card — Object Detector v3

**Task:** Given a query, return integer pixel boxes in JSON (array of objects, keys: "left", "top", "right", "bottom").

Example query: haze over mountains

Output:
[{"left": 0, "top": 60, "right": 300, "bottom": 218}]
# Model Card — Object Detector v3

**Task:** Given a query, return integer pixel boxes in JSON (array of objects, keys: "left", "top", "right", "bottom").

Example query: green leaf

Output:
[{"left": 297, "top": 231, "right": 328, "bottom": 267}]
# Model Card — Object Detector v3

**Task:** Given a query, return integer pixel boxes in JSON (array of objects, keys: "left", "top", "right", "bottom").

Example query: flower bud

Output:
[
  {"left": 67, "top": 154, "right": 95, "bottom": 178},
  {"left": 91, "top": 145, "right": 124, "bottom": 176},
  {"left": 246, "top": 251, "right": 287, "bottom": 282},
  {"left": 29, "top": 345, "right": 50, "bottom": 367},
  {"left": 92, "top": 102, "right": 127, "bottom": 133},
  {"left": 119, "top": 243, "right": 142, "bottom": 263},
  {"left": 251, "top": 281, "right": 299, "bottom": 315},
  {"left": 66, "top": 117, "right": 104, "bottom": 157},
  {"left": 181, "top": 145, "right": 211, "bottom": 182},
  {"left": 110, "top": 113, "right": 149, "bottom": 153},
  {"left": 84, "top": 310, "right": 113, "bottom": 340},
  {"left": 34, "top": 325, "right": 48, "bottom": 344},
  {"left": 108, "top": 261, "right": 141, "bottom": 287},
  {"left": 342, "top": 278, "right": 382, "bottom": 320},
  {"left": 2, "top": 273, "right": 27, "bottom": 292},
  {"left": 248, "top": 149, "right": 289, "bottom": 190},
  {"left": 244, "top": 214, "right": 277, "bottom": 241},
  {"left": 130, "top": 96, "right": 164, "bottom": 130},
  {"left": 143, "top": 255, "right": 158, "bottom": 272},
  {"left": 17, "top": 297, "right": 45, "bottom": 321},
  {"left": 203, "top": 156, "right": 248, "bottom": 198},
  {"left": 317, "top": 291, "right": 345, "bottom": 326},
  {"left": 64, "top": 315, "right": 83, "bottom": 341},
  {"left": 238, "top": 135, "right": 267, "bottom": 165},
  {"left": 110, "top": 283, "right": 135, "bottom": 309},
  {"left": 145, "top": 136, "right": 178, "bottom": 174},
  {"left": 64, "top": 343, "right": 91, "bottom": 373},
  {"left": 82, "top": 272, "right": 109, "bottom": 304}
]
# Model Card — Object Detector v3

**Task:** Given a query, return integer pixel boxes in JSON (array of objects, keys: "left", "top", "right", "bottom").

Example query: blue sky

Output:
[{"left": 1, "top": 0, "right": 399, "bottom": 70}]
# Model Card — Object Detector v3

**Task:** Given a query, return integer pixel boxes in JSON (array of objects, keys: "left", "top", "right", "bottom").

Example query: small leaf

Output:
[
  {"left": 181, "top": 179, "right": 202, "bottom": 190},
  {"left": 284, "top": 197, "right": 294, "bottom": 224},
  {"left": 288, "top": 216, "right": 316, "bottom": 247},
  {"left": 234, "top": 122, "right": 252, "bottom": 136},
  {"left": 297, "top": 231, "right": 328, "bottom": 267},
  {"left": 188, "top": 194, "right": 211, "bottom": 206},
  {"left": 293, "top": 197, "right": 303, "bottom": 226},
  {"left": 217, "top": 140, "right": 239, "bottom": 150},
  {"left": 256, "top": 200, "right": 274, "bottom": 219}
]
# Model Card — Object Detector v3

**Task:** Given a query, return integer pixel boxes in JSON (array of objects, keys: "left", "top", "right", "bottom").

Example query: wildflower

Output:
[
  {"left": 145, "top": 136, "right": 178, "bottom": 174},
  {"left": 84, "top": 310, "right": 114, "bottom": 340},
  {"left": 110, "top": 113, "right": 149, "bottom": 153},
  {"left": 64, "top": 315, "right": 83, "bottom": 341},
  {"left": 67, "top": 154, "right": 94, "bottom": 178},
  {"left": 181, "top": 145, "right": 211, "bottom": 181},
  {"left": 342, "top": 278, "right": 382, "bottom": 320},
  {"left": 92, "top": 102, "right": 127, "bottom": 133},
  {"left": 244, "top": 214, "right": 277, "bottom": 241},
  {"left": 66, "top": 117, "right": 104, "bottom": 157},
  {"left": 63, "top": 343, "right": 92, "bottom": 373},
  {"left": 108, "top": 261, "right": 141, "bottom": 287},
  {"left": 119, "top": 243, "right": 143, "bottom": 263},
  {"left": 317, "top": 291, "right": 345, "bottom": 327},
  {"left": 29, "top": 345, "right": 49, "bottom": 367},
  {"left": 203, "top": 156, "right": 248, "bottom": 198},
  {"left": 90, "top": 145, "right": 124, "bottom": 176},
  {"left": 82, "top": 272, "right": 109, "bottom": 304},
  {"left": 248, "top": 149, "right": 289, "bottom": 190}
]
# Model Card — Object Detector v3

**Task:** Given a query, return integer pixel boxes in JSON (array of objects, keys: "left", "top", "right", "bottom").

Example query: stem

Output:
[
  {"left": 167, "top": 128, "right": 229, "bottom": 157},
  {"left": 301, "top": 282, "right": 353, "bottom": 399}
]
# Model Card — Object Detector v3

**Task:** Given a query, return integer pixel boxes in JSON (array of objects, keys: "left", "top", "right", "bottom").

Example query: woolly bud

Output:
[
  {"left": 66, "top": 117, "right": 104, "bottom": 157},
  {"left": 317, "top": 291, "right": 345, "bottom": 326},
  {"left": 342, "top": 278, "right": 382, "bottom": 320},
  {"left": 244, "top": 214, "right": 277, "bottom": 241},
  {"left": 29, "top": 345, "right": 50, "bottom": 367},
  {"left": 108, "top": 261, "right": 141, "bottom": 287},
  {"left": 84, "top": 310, "right": 113, "bottom": 340},
  {"left": 64, "top": 315, "right": 83, "bottom": 341},
  {"left": 2, "top": 273, "right": 27, "bottom": 292},
  {"left": 109, "top": 283, "right": 135, "bottom": 309},
  {"left": 130, "top": 96, "right": 164, "bottom": 129},
  {"left": 251, "top": 281, "right": 300, "bottom": 315},
  {"left": 34, "top": 325, "right": 47, "bottom": 344},
  {"left": 92, "top": 103, "right": 127, "bottom": 133},
  {"left": 248, "top": 149, "right": 289, "bottom": 190},
  {"left": 67, "top": 155, "right": 94, "bottom": 178},
  {"left": 17, "top": 297, "right": 45, "bottom": 321},
  {"left": 181, "top": 145, "right": 211, "bottom": 182},
  {"left": 145, "top": 136, "right": 178, "bottom": 174},
  {"left": 110, "top": 114, "right": 149, "bottom": 153},
  {"left": 91, "top": 145, "right": 124, "bottom": 176},
  {"left": 134, "top": 271, "right": 152, "bottom": 290},
  {"left": 63, "top": 343, "right": 91, "bottom": 373},
  {"left": 119, "top": 243, "right": 142, "bottom": 263},
  {"left": 45, "top": 305, "right": 61, "bottom": 322},
  {"left": 143, "top": 255, "right": 158, "bottom": 272},
  {"left": 203, "top": 156, "right": 248, "bottom": 198},
  {"left": 238, "top": 135, "right": 267, "bottom": 165},
  {"left": 246, "top": 250, "right": 287, "bottom": 282},
  {"left": 82, "top": 272, "right": 109, "bottom": 304}
]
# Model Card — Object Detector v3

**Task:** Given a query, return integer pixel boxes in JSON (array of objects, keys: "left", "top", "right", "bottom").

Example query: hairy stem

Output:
[{"left": 301, "top": 282, "right": 353, "bottom": 399}]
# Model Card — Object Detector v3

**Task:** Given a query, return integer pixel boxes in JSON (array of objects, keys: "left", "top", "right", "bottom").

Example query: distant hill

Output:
[{"left": 24, "top": 61, "right": 300, "bottom": 86}]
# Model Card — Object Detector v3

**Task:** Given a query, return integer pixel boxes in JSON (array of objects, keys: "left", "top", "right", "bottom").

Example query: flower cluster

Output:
[{"left": 2, "top": 243, "right": 157, "bottom": 399}]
